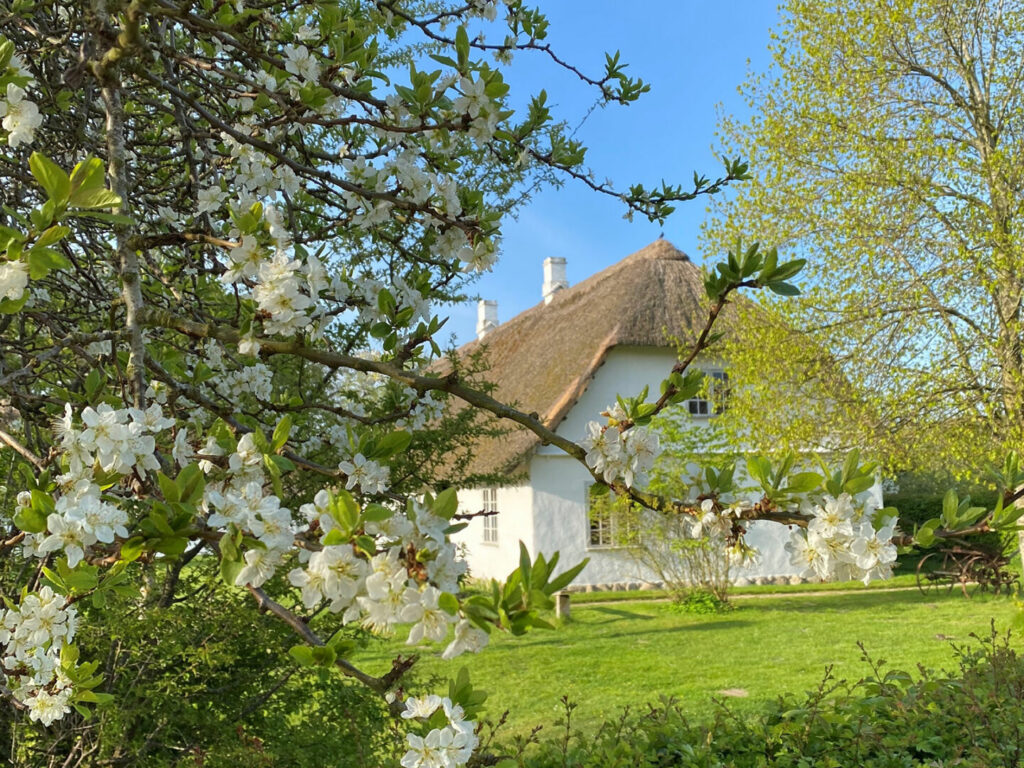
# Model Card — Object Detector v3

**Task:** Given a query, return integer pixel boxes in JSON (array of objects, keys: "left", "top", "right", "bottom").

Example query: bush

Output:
[
  {"left": 888, "top": 491, "right": 1000, "bottom": 531},
  {"left": 889, "top": 491, "right": 1015, "bottom": 571},
  {"left": 668, "top": 590, "right": 733, "bottom": 615},
  {"left": 621, "top": 502, "right": 733, "bottom": 605},
  {"left": 511, "top": 626, "right": 1024, "bottom": 767}
]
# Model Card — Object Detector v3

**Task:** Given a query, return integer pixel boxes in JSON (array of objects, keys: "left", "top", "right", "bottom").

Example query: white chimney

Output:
[
  {"left": 476, "top": 299, "right": 498, "bottom": 339},
  {"left": 543, "top": 257, "right": 568, "bottom": 304}
]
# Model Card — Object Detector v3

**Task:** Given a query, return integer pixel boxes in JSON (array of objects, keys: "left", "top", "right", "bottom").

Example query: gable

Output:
[{"left": 441, "top": 239, "right": 719, "bottom": 479}]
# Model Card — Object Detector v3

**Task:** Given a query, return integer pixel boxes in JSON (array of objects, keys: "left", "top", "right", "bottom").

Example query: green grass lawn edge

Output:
[{"left": 567, "top": 571, "right": 923, "bottom": 604}]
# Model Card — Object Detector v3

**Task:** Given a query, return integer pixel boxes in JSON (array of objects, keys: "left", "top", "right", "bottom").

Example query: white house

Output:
[{"left": 448, "top": 239, "right": 811, "bottom": 589}]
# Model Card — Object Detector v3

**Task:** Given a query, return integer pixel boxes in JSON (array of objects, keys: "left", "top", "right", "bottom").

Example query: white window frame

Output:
[
  {"left": 586, "top": 483, "right": 635, "bottom": 549},
  {"left": 686, "top": 370, "right": 729, "bottom": 418},
  {"left": 481, "top": 488, "right": 498, "bottom": 545}
]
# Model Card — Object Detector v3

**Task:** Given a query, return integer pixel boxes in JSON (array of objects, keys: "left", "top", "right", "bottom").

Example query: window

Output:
[
  {"left": 481, "top": 488, "right": 498, "bottom": 544},
  {"left": 587, "top": 485, "right": 636, "bottom": 548},
  {"left": 686, "top": 371, "right": 729, "bottom": 417}
]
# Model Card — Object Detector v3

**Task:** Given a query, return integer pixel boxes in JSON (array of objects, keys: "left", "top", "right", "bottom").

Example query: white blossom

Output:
[
  {"left": 235, "top": 546, "right": 283, "bottom": 588},
  {"left": 402, "top": 694, "right": 443, "bottom": 719},
  {"left": 0, "top": 84, "right": 42, "bottom": 148},
  {"left": 339, "top": 453, "right": 390, "bottom": 494},
  {"left": 405, "top": 586, "right": 457, "bottom": 645},
  {"left": 282, "top": 43, "right": 320, "bottom": 83},
  {"left": 441, "top": 619, "right": 488, "bottom": 660},
  {"left": 0, "top": 260, "right": 29, "bottom": 302}
]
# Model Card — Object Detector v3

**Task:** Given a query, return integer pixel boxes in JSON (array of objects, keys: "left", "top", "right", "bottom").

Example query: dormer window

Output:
[{"left": 686, "top": 371, "right": 729, "bottom": 417}]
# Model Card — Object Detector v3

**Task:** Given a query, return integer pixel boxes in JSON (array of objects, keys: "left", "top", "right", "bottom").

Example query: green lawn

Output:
[
  {"left": 567, "top": 571, "right": 924, "bottom": 605},
  {"left": 354, "top": 590, "right": 1019, "bottom": 737}
]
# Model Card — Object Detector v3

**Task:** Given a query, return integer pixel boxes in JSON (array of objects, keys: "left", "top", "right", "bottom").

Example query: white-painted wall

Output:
[
  {"left": 532, "top": 346, "right": 719, "bottom": 586},
  {"left": 452, "top": 484, "right": 534, "bottom": 582},
  {"left": 529, "top": 453, "right": 659, "bottom": 586},
  {"left": 456, "top": 345, "right": 884, "bottom": 588},
  {"left": 537, "top": 346, "right": 713, "bottom": 455}
]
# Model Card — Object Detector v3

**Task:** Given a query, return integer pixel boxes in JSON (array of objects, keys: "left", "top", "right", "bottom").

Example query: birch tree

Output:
[{"left": 706, "top": 0, "right": 1024, "bottom": 479}]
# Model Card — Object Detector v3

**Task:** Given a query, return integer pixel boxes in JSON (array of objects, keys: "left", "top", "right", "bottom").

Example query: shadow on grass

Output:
[
  {"left": 739, "top": 590, "right": 993, "bottom": 614},
  {"left": 594, "top": 619, "right": 752, "bottom": 641},
  {"left": 587, "top": 606, "right": 658, "bottom": 621}
]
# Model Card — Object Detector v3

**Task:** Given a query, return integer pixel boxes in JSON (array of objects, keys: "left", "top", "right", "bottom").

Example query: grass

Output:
[
  {"left": 567, "top": 571, "right": 923, "bottom": 604},
  {"left": 353, "top": 590, "right": 1020, "bottom": 738}
]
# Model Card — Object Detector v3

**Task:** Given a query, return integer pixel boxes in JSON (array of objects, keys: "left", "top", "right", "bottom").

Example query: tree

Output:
[
  {"left": 704, "top": 0, "right": 1024, "bottom": 481},
  {"left": 0, "top": 2, "right": 987, "bottom": 766}
]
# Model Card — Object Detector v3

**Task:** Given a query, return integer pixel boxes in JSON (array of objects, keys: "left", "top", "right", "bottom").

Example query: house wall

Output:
[
  {"left": 536, "top": 346, "right": 718, "bottom": 455},
  {"left": 451, "top": 484, "right": 534, "bottom": 583},
  {"left": 533, "top": 346, "right": 714, "bottom": 586},
  {"left": 530, "top": 453, "right": 661, "bottom": 585},
  {"left": 458, "top": 345, "right": 887, "bottom": 588}
]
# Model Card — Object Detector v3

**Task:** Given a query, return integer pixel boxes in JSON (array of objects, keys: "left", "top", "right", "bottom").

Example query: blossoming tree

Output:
[{"left": 0, "top": 2, "right": 1017, "bottom": 766}]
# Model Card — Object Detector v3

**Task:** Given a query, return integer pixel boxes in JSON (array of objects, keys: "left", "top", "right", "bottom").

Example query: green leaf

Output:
[
  {"left": 218, "top": 530, "right": 241, "bottom": 562},
  {"left": 289, "top": 645, "right": 316, "bottom": 667},
  {"left": 783, "top": 471, "right": 822, "bottom": 494},
  {"left": 68, "top": 156, "right": 105, "bottom": 200},
  {"left": 34, "top": 225, "right": 69, "bottom": 249},
  {"left": 311, "top": 645, "right": 337, "bottom": 666},
  {"left": 29, "top": 199, "right": 56, "bottom": 230},
  {"left": 84, "top": 367, "right": 104, "bottom": 400},
  {"left": 41, "top": 566, "right": 66, "bottom": 594},
  {"left": 915, "top": 526, "right": 936, "bottom": 548},
  {"left": 148, "top": 508, "right": 175, "bottom": 536},
  {"left": 767, "top": 258, "right": 805, "bottom": 282},
  {"left": 766, "top": 281, "right": 799, "bottom": 296},
  {"left": 432, "top": 487, "right": 458, "bottom": 520},
  {"left": 0, "top": 290, "right": 29, "bottom": 314},
  {"left": 331, "top": 489, "right": 360, "bottom": 535},
  {"left": 545, "top": 557, "right": 589, "bottom": 595},
  {"left": 321, "top": 528, "right": 345, "bottom": 546},
  {"left": 176, "top": 463, "right": 205, "bottom": 505},
  {"left": 843, "top": 475, "right": 875, "bottom": 494},
  {"left": 220, "top": 556, "right": 243, "bottom": 586},
  {"left": 269, "top": 454, "right": 296, "bottom": 473},
  {"left": 119, "top": 537, "right": 146, "bottom": 562},
  {"left": 455, "top": 26, "right": 470, "bottom": 68},
  {"left": 361, "top": 504, "right": 393, "bottom": 523},
  {"left": 13, "top": 505, "right": 47, "bottom": 533},
  {"left": 157, "top": 472, "right": 180, "bottom": 503},
  {"left": 369, "top": 429, "right": 411, "bottom": 460},
  {"left": 354, "top": 534, "right": 376, "bottom": 557},
  {"left": 842, "top": 450, "right": 860, "bottom": 482},
  {"left": 0, "top": 39, "right": 13, "bottom": 71},
  {"left": 746, "top": 455, "right": 770, "bottom": 485},
  {"left": 68, "top": 187, "right": 121, "bottom": 210},
  {"left": 29, "top": 152, "right": 70, "bottom": 206},
  {"left": 942, "top": 489, "right": 959, "bottom": 525},
  {"left": 154, "top": 536, "right": 188, "bottom": 556},
  {"left": 62, "top": 562, "right": 98, "bottom": 592},
  {"left": 26, "top": 247, "right": 70, "bottom": 279},
  {"left": 271, "top": 415, "right": 293, "bottom": 452},
  {"left": 518, "top": 541, "right": 531, "bottom": 592},
  {"left": 438, "top": 591, "right": 460, "bottom": 616}
]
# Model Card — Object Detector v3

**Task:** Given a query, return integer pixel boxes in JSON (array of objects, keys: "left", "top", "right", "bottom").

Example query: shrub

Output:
[
  {"left": 511, "top": 626, "right": 1024, "bottom": 767},
  {"left": 622, "top": 503, "right": 733, "bottom": 605},
  {"left": 668, "top": 589, "right": 733, "bottom": 615}
]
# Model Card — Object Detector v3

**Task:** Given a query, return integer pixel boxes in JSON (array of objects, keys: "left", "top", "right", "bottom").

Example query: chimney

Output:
[
  {"left": 543, "top": 257, "right": 568, "bottom": 304},
  {"left": 476, "top": 299, "right": 498, "bottom": 339}
]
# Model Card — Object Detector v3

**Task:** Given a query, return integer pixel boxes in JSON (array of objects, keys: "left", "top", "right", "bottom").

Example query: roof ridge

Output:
[{"left": 446, "top": 240, "right": 712, "bottom": 477}]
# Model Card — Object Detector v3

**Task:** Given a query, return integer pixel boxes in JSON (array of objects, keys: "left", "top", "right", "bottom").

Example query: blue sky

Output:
[{"left": 445, "top": 2, "right": 780, "bottom": 345}]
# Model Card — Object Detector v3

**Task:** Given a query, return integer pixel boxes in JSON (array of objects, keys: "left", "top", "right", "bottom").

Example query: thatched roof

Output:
[{"left": 448, "top": 239, "right": 710, "bottom": 479}]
